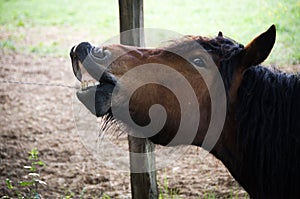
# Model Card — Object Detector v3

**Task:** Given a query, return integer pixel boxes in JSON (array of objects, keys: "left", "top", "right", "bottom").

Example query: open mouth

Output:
[{"left": 70, "top": 42, "right": 116, "bottom": 117}]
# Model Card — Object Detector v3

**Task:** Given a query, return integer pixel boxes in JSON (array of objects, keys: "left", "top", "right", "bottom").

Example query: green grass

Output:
[
  {"left": 0, "top": 0, "right": 299, "bottom": 64},
  {"left": 3, "top": 148, "right": 46, "bottom": 199},
  {"left": 144, "top": 0, "right": 300, "bottom": 65},
  {"left": 0, "top": 0, "right": 118, "bottom": 32},
  {"left": 158, "top": 170, "right": 181, "bottom": 199}
]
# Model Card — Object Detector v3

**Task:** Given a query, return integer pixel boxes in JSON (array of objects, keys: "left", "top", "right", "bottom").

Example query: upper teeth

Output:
[{"left": 81, "top": 80, "right": 100, "bottom": 90}]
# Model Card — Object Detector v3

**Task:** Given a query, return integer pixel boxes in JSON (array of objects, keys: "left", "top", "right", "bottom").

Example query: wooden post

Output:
[{"left": 118, "top": 0, "right": 158, "bottom": 199}]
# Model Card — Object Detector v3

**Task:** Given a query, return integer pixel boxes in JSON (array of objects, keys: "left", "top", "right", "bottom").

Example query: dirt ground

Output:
[{"left": 2, "top": 27, "right": 297, "bottom": 198}]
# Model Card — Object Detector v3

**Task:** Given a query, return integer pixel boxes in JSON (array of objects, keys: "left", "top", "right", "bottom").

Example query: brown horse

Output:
[{"left": 70, "top": 25, "right": 300, "bottom": 198}]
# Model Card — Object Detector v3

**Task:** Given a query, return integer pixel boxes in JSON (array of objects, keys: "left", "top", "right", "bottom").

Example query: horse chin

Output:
[{"left": 76, "top": 83, "right": 114, "bottom": 117}]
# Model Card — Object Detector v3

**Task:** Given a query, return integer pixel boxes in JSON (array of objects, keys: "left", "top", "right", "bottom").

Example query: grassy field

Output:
[
  {"left": 0, "top": 0, "right": 300, "bottom": 64},
  {"left": 0, "top": 0, "right": 299, "bottom": 65}
]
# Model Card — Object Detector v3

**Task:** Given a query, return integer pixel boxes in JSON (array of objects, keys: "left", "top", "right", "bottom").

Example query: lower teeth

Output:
[{"left": 81, "top": 81, "right": 100, "bottom": 90}]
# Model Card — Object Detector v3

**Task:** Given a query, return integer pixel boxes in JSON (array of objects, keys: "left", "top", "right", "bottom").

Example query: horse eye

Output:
[{"left": 193, "top": 58, "right": 205, "bottom": 67}]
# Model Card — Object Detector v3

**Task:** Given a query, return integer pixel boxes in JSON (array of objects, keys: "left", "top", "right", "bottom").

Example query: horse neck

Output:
[
  {"left": 211, "top": 111, "right": 244, "bottom": 184},
  {"left": 212, "top": 66, "right": 300, "bottom": 198}
]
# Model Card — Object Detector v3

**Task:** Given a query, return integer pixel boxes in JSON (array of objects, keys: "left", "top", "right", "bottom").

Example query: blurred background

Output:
[
  {"left": 1, "top": 0, "right": 299, "bottom": 64},
  {"left": 0, "top": 0, "right": 299, "bottom": 198}
]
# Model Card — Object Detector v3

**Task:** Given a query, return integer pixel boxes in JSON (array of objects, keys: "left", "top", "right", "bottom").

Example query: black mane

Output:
[
  {"left": 197, "top": 36, "right": 244, "bottom": 91},
  {"left": 236, "top": 66, "right": 300, "bottom": 198},
  {"left": 197, "top": 35, "right": 244, "bottom": 60}
]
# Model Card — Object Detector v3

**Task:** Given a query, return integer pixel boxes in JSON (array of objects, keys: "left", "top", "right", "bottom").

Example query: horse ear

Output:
[
  {"left": 239, "top": 25, "right": 276, "bottom": 68},
  {"left": 218, "top": 31, "right": 223, "bottom": 37}
]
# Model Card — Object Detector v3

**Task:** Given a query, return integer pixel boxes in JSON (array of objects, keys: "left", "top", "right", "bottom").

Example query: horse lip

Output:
[
  {"left": 99, "top": 71, "right": 117, "bottom": 85},
  {"left": 76, "top": 82, "right": 114, "bottom": 117},
  {"left": 72, "top": 42, "right": 92, "bottom": 62},
  {"left": 70, "top": 47, "right": 82, "bottom": 82}
]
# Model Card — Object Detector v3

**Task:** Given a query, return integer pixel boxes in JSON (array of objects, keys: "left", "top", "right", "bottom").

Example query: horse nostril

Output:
[{"left": 92, "top": 46, "right": 106, "bottom": 59}]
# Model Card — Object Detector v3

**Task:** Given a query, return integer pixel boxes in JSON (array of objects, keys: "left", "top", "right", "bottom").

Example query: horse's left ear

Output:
[
  {"left": 239, "top": 25, "right": 276, "bottom": 68},
  {"left": 218, "top": 31, "right": 223, "bottom": 37}
]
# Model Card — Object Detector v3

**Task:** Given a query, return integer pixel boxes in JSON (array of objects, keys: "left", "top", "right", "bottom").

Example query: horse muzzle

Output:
[{"left": 70, "top": 42, "right": 117, "bottom": 117}]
